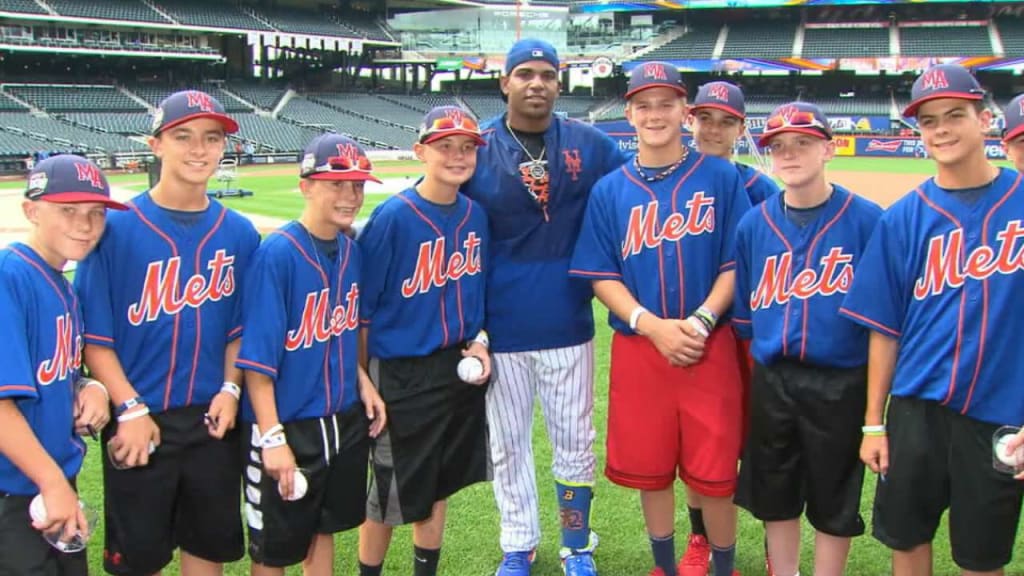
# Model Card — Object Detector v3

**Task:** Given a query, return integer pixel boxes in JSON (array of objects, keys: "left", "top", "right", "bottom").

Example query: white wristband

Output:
[
  {"left": 629, "top": 306, "right": 648, "bottom": 332},
  {"left": 472, "top": 330, "right": 489, "bottom": 349},
  {"left": 260, "top": 423, "right": 284, "bottom": 444},
  {"left": 117, "top": 406, "right": 150, "bottom": 423},
  {"left": 261, "top": 432, "right": 287, "bottom": 449},
  {"left": 77, "top": 377, "right": 109, "bottom": 402},
  {"left": 687, "top": 316, "right": 710, "bottom": 339},
  {"left": 220, "top": 381, "right": 241, "bottom": 400}
]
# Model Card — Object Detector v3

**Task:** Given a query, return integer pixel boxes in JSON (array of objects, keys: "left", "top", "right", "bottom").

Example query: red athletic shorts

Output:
[{"left": 605, "top": 327, "right": 743, "bottom": 496}]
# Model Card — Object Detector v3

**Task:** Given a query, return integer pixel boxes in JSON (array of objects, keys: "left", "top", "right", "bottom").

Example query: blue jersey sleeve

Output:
[
  {"left": 719, "top": 167, "right": 751, "bottom": 273},
  {"left": 839, "top": 215, "right": 906, "bottom": 338},
  {"left": 235, "top": 244, "right": 289, "bottom": 379},
  {"left": 569, "top": 179, "right": 623, "bottom": 281},
  {"left": 74, "top": 232, "right": 115, "bottom": 348},
  {"left": 356, "top": 204, "right": 395, "bottom": 325},
  {"left": 228, "top": 224, "right": 260, "bottom": 341},
  {"left": 732, "top": 217, "right": 754, "bottom": 340},
  {"left": 0, "top": 272, "right": 36, "bottom": 400}
]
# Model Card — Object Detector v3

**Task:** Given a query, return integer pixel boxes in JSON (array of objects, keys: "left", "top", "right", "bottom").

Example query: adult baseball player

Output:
[
  {"left": 74, "top": 90, "right": 260, "bottom": 575},
  {"left": 460, "top": 38, "right": 628, "bottom": 576},
  {"left": 733, "top": 102, "right": 883, "bottom": 576},
  {"left": 0, "top": 155, "right": 125, "bottom": 576},
  {"left": 1002, "top": 93, "right": 1024, "bottom": 171},
  {"left": 840, "top": 63, "right": 1024, "bottom": 576},
  {"left": 570, "top": 61, "right": 751, "bottom": 576}
]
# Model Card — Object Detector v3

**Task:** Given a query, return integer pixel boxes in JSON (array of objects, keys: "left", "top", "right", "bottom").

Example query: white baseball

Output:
[
  {"left": 29, "top": 494, "right": 47, "bottom": 523},
  {"left": 995, "top": 435, "right": 1024, "bottom": 467},
  {"left": 279, "top": 470, "right": 308, "bottom": 501},
  {"left": 457, "top": 357, "right": 484, "bottom": 383}
]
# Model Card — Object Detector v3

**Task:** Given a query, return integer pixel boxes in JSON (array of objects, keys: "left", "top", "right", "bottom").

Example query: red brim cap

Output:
[
  {"left": 1003, "top": 124, "right": 1024, "bottom": 144},
  {"left": 690, "top": 102, "right": 744, "bottom": 120},
  {"left": 155, "top": 112, "right": 239, "bottom": 135},
  {"left": 625, "top": 83, "right": 687, "bottom": 101},
  {"left": 306, "top": 171, "right": 382, "bottom": 184},
  {"left": 902, "top": 92, "right": 984, "bottom": 118},
  {"left": 758, "top": 126, "right": 829, "bottom": 148},
  {"left": 42, "top": 191, "right": 128, "bottom": 210},
  {"left": 421, "top": 130, "right": 487, "bottom": 146}
]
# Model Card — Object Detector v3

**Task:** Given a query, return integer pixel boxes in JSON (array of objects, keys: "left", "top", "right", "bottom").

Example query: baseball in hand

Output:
[
  {"left": 995, "top": 435, "right": 1024, "bottom": 468},
  {"left": 279, "top": 469, "right": 308, "bottom": 501},
  {"left": 457, "top": 357, "right": 485, "bottom": 383},
  {"left": 29, "top": 494, "right": 48, "bottom": 523}
]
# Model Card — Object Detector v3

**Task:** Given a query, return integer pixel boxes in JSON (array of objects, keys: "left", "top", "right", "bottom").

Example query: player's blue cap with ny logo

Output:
[
  {"left": 505, "top": 38, "right": 559, "bottom": 74},
  {"left": 1002, "top": 94, "right": 1024, "bottom": 143},
  {"left": 300, "top": 134, "right": 381, "bottom": 183},
  {"left": 626, "top": 61, "right": 687, "bottom": 100},
  {"left": 903, "top": 64, "right": 985, "bottom": 118},
  {"left": 152, "top": 89, "right": 239, "bottom": 136},
  {"left": 691, "top": 81, "right": 745, "bottom": 119},
  {"left": 26, "top": 154, "right": 127, "bottom": 210}
]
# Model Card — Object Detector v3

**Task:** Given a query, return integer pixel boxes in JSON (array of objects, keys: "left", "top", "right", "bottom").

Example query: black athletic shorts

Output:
[
  {"left": 366, "top": 345, "right": 491, "bottom": 526},
  {"left": 735, "top": 360, "right": 867, "bottom": 537},
  {"left": 243, "top": 405, "right": 370, "bottom": 567},
  {"left": 0, "top": 483, "right": 88, "bottom": 576},
  {"left": 873, "top": 396, "right": 1024, "bottom": 572},
  {"left": 101, "top": 404, "right": 244, "bottom": 575}
]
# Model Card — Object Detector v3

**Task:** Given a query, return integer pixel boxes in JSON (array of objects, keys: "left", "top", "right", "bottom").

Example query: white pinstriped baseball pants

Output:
[{"left": 486, "top": 340, "right": 597, "bottom": 553}]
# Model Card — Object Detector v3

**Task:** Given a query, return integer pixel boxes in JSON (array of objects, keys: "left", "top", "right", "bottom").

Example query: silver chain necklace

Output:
[
  {"left": 302, "top": 222, "right": 340, "bottom": 284},
  {"left": 506, "top": 119, "right": 547, "bottom": 180}
]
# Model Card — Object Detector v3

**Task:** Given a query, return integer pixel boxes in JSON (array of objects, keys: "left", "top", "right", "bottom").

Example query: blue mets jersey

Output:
[
  {"left": 75, "top": 192, "right": 259, "bottom": 413},
  {"left": 840, "top": 169, "right": 1024, "bottom": 424},
  {"left": 733, "top": 185, "right": 882, "bottom": 368},
  {"left": 461, "top": 116, "right": 628, "bottom": 352},
  {"left": 736, "top": 162, "right": 780, "bottom": 206},
  {"left": 236, "top": 222, "right": 360, "bottom": 423},
  {"left": 0, "top": 244, "right": 85, "bottom": 495},
  {"left": 359, "top": 188, "right": 488, "bottom": 359},
  {"left": 569, "top": 152, "right": 751, "bottom": 334}
]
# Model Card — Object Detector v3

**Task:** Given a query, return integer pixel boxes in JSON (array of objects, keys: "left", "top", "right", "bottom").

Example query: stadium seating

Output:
[
  {"left": 256, "top": 8, "right": 351, "bottom": 37},
  {"left": 721, "top": 22, "right": 798, "bottom": 59},
  {"left": 0, "top": 113, "right": 147, "bottom": 152},
  {"left": 60, "top": 112, "right": 152, "bottom": 135},
  {"left": 802, "top": 27, "right": 891, "bottom": 58},
  {"left": 0, "top": 128, "right": 50, "bottom": 156},
  {"left": 228, "top": 84, "right": 287, "bottom": 111},
  {"left": 233, "top": 114, "right": 322, "bottom": 152},
  {"left": 997, "top": 18, "right": 1024, "bottom": 56},
  {"left": 377, "top": 94, "right": 459, "bottom": 114},
  {"left": 6, "top": 85, "right": 145, "bottom": 112},
  {"left": 153, "top": 0, "right": 272, "bottom": 31},
  {"left": 47, "top": 0, "right": 170, "bottom": 24},
  {"left": 557, "top": 96, "right": 603, "bottom": 118},
  {"left": 310, "top": 93, "right": 423, "bottom": 128},
  {"left": 0, "top": 92, "right": 28, "bottom": 111},
  {"left": 127, "top": 84, "right": 250, "bottom": 112},
  {"left": 813, "top": 97, "right": 892, "bottom": 116},
  {"left": 636, "top": 26, "right": 720, "bottom": 60},
  {"left": 279, "top": 98, "right": 415, "bottom": 149},
  {"left": 461, "top": 95, "right": 507, "bottom": 123},
  {"left": 744, "top": 95, "right": 795, "bottom": 115},
  {"left": 338, "top": 17, "right": 391, "bottom": 42},
  {"left": 0, "top": 0, "right": 45, "bottom": 14},
  {"left": 900, "top": 25, "right": 993, "bottom": 56}
]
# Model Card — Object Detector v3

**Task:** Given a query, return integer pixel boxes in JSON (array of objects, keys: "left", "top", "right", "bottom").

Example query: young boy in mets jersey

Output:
[
  {"left": 841, "top": 63, "right": 1024, "bottom": 576},
  {"left": 570, "top": 62, "right": 751, "bottom": 576},
  {"left": 75, "top": 90, "right": 260, "bottom": 575},
  {"left": 682, "top": 80, "right": 781, "bottom": 576},
  {"left": 235, "top": 134, "right": 387, "bottom": 575},
  {"left": 357, "top": 106, "right": 491, "bottom": 576},
  {"left": 1001, "top": 93, "right": 1024, "bottom": 172},
  {"left": 0, "top": 155, "right": 125, "bottom": 575},
  {"left": 733, "top": 102, "right": 882, "bottom": 576}
]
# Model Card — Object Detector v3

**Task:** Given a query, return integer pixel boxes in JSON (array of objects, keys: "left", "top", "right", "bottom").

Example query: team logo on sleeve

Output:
[
  {"left": 401, "top": 233, "right": 483, "bottom": 297},
  {"left": 36, "top": 313, "right": 82, "bottom": 386},
  {"left": 285, "top": 284, "right": 359, "bottom": 350},
  {"left": 913, "top": 222, "right": 1024, "bottom": 300},
  {"left": 127, "top": 250, "right": 236, "bottom": 325},
  {"left": 621, "top": 195, "right": 715, "bottom": 258},
  {"left": 750, "top": 248, "right": 854, "bottom": 310}
]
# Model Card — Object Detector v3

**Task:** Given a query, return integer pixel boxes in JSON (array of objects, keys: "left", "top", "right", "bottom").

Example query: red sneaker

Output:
[
  {"left": 677, "top": 534, "right": 711, "bottom": 576},
  {"left": 648, "top": 569, "right": 667, "bottom": 576}
]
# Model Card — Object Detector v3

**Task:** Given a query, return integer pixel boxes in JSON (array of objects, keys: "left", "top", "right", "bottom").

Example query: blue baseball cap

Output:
[
  {"left": 299, "top": 134, "right": 381, "bottom": 183},
  {"left": 758, "top": 101, "right": 832, "bottom": 147},
  {"left": 26, "top": 154, "right": 127, "bottom": 210},
  {"left": 903, "top": 64, "right": 985, "bottom": 118},
  {"left": 418, "top": 106, "right": 486, "bottom": 146},
  {"left": 625, "top": 61, "right": 687, "bottom": 100},
  {"left": 152, "top": 90, "right": 239, "bottom": 136},
  {"left": 1003, "top": 94, "right": 1024, "bottom": 143},
  {"left": 504, "top": 38, "right": 559, "bottom": 74},
  {"left": 691, "top": 81, "right": 745, "bottom": 119}
]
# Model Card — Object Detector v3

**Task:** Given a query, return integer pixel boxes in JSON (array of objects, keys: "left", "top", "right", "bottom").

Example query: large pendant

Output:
[{"left": 529, "top": 161, "right": 546, "bottom": 180}]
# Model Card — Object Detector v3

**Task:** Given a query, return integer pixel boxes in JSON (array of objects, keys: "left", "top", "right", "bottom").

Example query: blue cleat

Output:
[
  {"left": 496, "top": 549, "right": 536, "bottom": 576},
  {"left": 561, "top": 551, "right": 598, "bottom": 576}
]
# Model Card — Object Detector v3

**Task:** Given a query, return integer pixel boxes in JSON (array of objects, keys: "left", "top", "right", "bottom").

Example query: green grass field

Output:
[{"left": 2, "top": 157, "right": 1022, "bottom": 575}]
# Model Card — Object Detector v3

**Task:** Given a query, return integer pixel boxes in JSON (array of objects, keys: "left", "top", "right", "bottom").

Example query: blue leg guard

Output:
[{"left": 556, "top": 481, "right": 593, "bottom": 551}]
